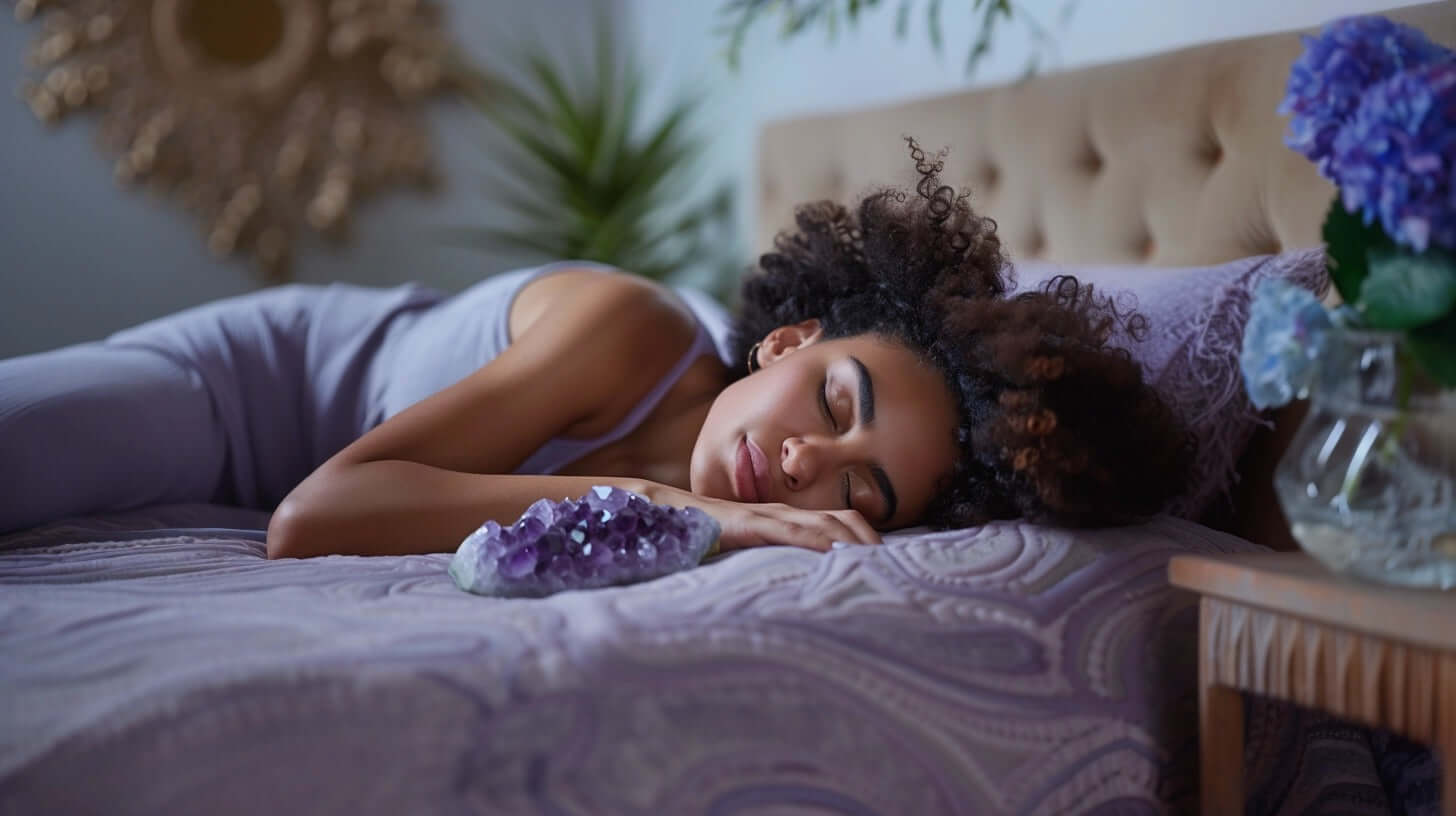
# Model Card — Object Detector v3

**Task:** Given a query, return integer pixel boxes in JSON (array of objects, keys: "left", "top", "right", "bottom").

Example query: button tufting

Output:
[
  {"left": 1025, "top": 227, "right": 1045, "bottom": 256},
  {"left": 979, "top": 162, "right": 1000, "bottom": 191},
  {"left": 826, "top": 167, "right": 846, "bottom": 196},
  {"left": 1081, "top": 145, "right": 1104, "bottom": 174},
  {"left": 1200, "top": 137, "right": 1223, "bottom": 167}
]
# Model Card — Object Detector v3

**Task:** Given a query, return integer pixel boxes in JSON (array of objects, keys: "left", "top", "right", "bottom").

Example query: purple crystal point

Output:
[
  {"left": 635, "top": 538, "right": 658, "bottom": 563},
  {"left": 500, "top": 544, "right": 538, "bottom": 580},
  {"left": 522, "top": 498, "right": 555, "bottom": 526},
  {"left": 450, "top": 486, "right": 722, "bottom": 598},
  {"left": 586, "top": 484, "right": 632, "bottom": 514}
]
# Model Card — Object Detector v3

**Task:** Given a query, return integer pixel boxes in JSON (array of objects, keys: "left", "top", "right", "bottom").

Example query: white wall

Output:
[{"left": 0, "top": 0, "right": 1431, "bottom": 356}]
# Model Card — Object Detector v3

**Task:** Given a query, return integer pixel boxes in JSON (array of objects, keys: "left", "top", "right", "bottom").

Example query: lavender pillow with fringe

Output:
[{"left": 1013, "top": 248, "right": 1329, "bottom": 519}]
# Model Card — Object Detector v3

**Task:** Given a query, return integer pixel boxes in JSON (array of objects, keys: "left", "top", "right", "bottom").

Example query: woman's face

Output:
[{"left": 691, "top": 322, "right": 959, "bottom": 530}]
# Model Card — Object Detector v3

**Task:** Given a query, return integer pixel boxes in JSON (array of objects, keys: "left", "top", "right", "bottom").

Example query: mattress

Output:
[{"left": 0, "top": 505, "right": 1400, "bottom": 815}]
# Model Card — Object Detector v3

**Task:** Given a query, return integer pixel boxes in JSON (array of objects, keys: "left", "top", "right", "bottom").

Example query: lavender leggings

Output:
[{"left": 0, "top": 283, "right": 444, "bottom": 534}]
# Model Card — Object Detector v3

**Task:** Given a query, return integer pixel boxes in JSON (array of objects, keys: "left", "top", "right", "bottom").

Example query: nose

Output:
[{"left": 781, "top": 436, "right": 822, "bottom": 491}]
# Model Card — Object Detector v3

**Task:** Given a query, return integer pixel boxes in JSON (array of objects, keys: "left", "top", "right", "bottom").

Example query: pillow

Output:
[{"left": 1010, "top": 248, "right": 1329, "bottom": 520}]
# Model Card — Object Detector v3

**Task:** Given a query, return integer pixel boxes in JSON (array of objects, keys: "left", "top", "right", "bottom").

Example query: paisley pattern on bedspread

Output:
[{"left": 0, "top": 505, "right": 1398, "bottom": 815}]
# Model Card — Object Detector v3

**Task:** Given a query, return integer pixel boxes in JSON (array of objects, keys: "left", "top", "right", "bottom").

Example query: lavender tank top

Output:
[{"left": 368, "top": 261, "right": 735, "bottom": 475}]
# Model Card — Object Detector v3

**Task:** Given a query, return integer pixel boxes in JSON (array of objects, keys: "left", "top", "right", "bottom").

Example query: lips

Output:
[
  {"left": 744, "top": 437, "right": 769, "bottom": 498},
  {"left": 733, "top": 435, "right": 770, "bottom": 503},
  {"left": 733, "top": 438, "right": 759, "bottom": 501}
]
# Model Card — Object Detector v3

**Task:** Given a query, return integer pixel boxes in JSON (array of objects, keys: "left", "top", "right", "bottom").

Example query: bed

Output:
[{"left": 2, "top": 5, "right": 1452, "bottom": 814}]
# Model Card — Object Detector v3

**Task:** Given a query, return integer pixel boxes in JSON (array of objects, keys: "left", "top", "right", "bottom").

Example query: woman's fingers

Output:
[
  {"left": 716, "top": 503, "right": 879, "bottom": 553},
  {"left": 830, "top": 509, "right": 881, "bottom": 547},
  {"left": 718, "top": 513, "right": 818, "bottom": 552},
  {"left": 780, "top": 505, "right": 878, "bottom": 548}
]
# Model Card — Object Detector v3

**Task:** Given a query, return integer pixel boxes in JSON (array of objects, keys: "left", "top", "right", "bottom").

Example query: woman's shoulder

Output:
[
  {"left": 507, "top": 265, "right": 699, "bottom": 349},
  {"left": 501, "top": 265, "right": 708, "bottom": 439}
]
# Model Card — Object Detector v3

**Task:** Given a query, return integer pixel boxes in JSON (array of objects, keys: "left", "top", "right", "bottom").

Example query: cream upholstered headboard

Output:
[
  {"left": 758, "top": 3, "right": 1454, "bottom": 269},
  {"left": 755, "top": 2, "right": 1455, "bottom": 546}
]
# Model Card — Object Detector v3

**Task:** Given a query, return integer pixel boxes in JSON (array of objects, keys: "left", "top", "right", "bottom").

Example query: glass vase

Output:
[{"left": 1274, "top": 330, "right": 1456, "bottom": 589}]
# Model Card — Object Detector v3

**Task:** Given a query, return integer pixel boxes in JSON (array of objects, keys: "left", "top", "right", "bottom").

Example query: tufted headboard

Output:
[{"left": 756, "top": 2, "right": 1455, "bottom": 547}]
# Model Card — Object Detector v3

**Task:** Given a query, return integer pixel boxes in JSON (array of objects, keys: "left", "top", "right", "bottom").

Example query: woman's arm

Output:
[
  {"left": 267, "top": 464, "right": 662, "bottom": 558},
  {"left": 267, "top": 462, "right": 880, "bottom": 558},
  {"left": 268, "top": 271, "right": 690, "bottom": 558},
  {"left": 267, "top": 269, "right": 881, "bottom": 558}
]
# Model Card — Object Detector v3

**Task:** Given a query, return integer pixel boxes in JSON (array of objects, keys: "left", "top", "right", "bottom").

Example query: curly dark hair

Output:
[{"left": 730, "top": 138, "right": 1194, "bottom": 529}]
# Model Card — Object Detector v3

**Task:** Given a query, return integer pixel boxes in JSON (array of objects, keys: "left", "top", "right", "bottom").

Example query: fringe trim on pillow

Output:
[{"left": 1158, "top": 248, "right": 1330, "bottom": 519}]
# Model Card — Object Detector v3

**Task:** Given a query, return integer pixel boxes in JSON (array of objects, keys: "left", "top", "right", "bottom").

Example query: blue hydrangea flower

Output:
[
  {"left": 449, "top": 486, "right": 721, "bottom": 598},
  {"left": 1280, "top": 16, "right": 1452, "bottom": 174},
  {"left": 1241, "top": 278, "right": 1336, "bottom": 409},
  {"left": 1329, "top": 60, "right": 1456, "bottom": 252}
]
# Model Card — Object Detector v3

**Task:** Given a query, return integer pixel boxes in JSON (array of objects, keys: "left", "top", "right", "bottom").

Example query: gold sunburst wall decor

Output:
[{"left": 13, "top": 0, "right": 454, "bottom": 278}]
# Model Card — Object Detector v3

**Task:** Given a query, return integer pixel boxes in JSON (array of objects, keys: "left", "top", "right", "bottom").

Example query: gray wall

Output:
[{"left": 0, "top": 0, "right": 613, "bottom": 357}]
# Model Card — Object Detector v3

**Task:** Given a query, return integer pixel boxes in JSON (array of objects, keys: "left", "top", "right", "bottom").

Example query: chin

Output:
[
  {"left": 685, "top": 436, "right": 715, "bottom": 498},
  {"left": 690, "top": 464, "right": 729, "bottom": 501}
]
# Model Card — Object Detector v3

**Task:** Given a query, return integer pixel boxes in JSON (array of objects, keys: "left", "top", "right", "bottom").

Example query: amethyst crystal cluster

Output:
[{"left": 449, "top": 486, "right": 721, "bottom": 598}]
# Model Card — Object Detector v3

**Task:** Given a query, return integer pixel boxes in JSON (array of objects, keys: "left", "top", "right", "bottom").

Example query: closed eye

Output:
[
  {"left": 819, "top": 378, "right": 838, "bottom": 431},
  {"left": 823, "top": 380, "right": 855, "bottom": 510}
]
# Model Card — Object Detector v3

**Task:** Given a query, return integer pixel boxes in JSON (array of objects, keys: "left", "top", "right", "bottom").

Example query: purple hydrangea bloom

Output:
[
  {"left": 449, "top": 486, "right": 721, "bottom": 598},
  {"left": 1280, "top": 15, "right": 1452, "bottom": 174},
  {"left": 1240, "top": 278, "right": 1336, "bottom": 410},
  {"left": 1328, "top": 60, "right": 1456, "bottom": 252}
]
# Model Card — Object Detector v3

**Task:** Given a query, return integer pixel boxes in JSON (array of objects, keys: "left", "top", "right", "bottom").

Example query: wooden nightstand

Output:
[{"left": 1169, "top": 552, "right": 1455, "bottom": 816}]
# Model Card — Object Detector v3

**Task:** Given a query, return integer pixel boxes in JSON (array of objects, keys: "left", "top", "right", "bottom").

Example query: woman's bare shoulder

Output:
[
  {"left": 505, "top": 267, "right": 703, "bottom": 437},
  {"left": 321, "top": 267, "right": 707, "bottom": 477},
  {"left": 508, "top": 266, "right": 697, "bottom": 345}
]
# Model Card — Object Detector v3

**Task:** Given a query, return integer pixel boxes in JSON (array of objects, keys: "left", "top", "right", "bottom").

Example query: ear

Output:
[{"left": 758, "top": 319, "right": 823, "bottom": 367}]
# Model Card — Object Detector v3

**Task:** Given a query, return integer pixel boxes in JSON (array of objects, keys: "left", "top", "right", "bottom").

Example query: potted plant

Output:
[{"left": 447, "top": 21, "right": 740, "bottom": 298}]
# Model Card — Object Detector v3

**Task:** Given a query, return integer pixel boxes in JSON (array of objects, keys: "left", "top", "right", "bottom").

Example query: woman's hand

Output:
[{"left": 643, "top": 485, "right": 881, "bottom": 553}]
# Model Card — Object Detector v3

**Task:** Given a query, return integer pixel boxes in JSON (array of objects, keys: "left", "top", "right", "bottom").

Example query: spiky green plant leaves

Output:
[{"left": 448, "top": 23, "right": 740, "bottom": 295}]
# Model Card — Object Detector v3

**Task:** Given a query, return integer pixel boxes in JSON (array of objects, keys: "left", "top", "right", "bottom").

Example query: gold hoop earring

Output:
[{"left": 747, "top": 342, "right": 761, "bottom": 374}]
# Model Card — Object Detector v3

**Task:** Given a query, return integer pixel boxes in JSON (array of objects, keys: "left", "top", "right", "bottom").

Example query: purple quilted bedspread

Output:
[{"left": 0, "top": 505, "right": 1403, "bottom": 815}]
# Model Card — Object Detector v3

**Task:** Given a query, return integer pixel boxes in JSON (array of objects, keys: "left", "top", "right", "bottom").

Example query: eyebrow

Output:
[{"left": 849, "top": 356, "right": 897, "bottom": 524}]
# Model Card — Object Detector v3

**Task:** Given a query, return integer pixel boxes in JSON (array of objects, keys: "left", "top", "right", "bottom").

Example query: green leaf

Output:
[
  {"left": 508, "top": 137, "right": 580, "bottom": 191},
  {"left": 1358, "top": 245, "right": 1456, "bottom": 329},
  {"left": 963, "top": 0, "right": 1005, "bottom": 76},
  {"left": 1407, "top": 311, "right": 1456, "bottom": 388},
  {"left": 593, "top": 70, "right": 642, "bottom": 185},
  {"left": 450, "top": 17, "right": 743, "bottom": 290},
  {"left": 492, "top": 230, "right": 584, "bottom": 260},
  {"left": 475, "top": 180, "right": 563, "bottom": 225},
  {"left": 432, "top": 225, "right": 565, "bottom": 258},
  {"left": 895, "top": 0, "right": 913, "bottom": 37},
  {"left": 927, "top": 0, "right": 943, "bottom": 52},
  {"left": 1321, "top": 196, "right": 1391, "bottom": 306},
  {"left": 528, "top": 57, "right": 586, "bottom": 143}
]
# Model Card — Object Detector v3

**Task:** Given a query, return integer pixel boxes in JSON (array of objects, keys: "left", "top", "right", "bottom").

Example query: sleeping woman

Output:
[{"left": 0, "top": 139, "right": 1193, "bottom": 557}]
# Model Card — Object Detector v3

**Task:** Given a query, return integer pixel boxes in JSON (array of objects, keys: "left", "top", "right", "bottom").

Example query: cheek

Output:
[
  {"left": 709, "top": 373, "right": 790, "bottom": 429},
  {"left": 884, "top": 415, "right": 960, "bottom": 519},
  {"left": 694, "top": 379, "right": 766, "bottom": 470},
  {"left": 702, "top": 380, "right": 752, "bottom": 435}
]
